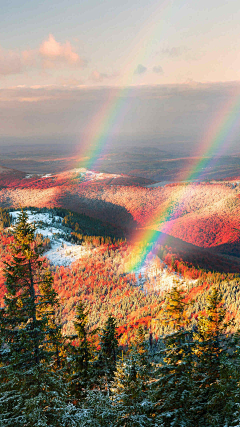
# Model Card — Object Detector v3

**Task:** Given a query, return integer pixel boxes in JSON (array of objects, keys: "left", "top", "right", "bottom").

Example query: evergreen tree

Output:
[
  {"left": 0, "top": 210, "right": 66, "bottom": 426},
  {"left": 153, "top": 285, "right": 195, "bottom": 426},
  {"left": 70, "top": 390, "right": 116, "bottom": 427},
  {"left": 97, "top": 315, "right": 119, "bottom": 393},
  {"left": 227, "top": 330, "right": 240, "bottom": 427},
  {"left": 110, "top": 326, "right": 154, "bottom": 426},
  {"left": 67, "top": 300, "right": 98, "bottom": 401},
  {"left": 192, "top": 286, "right": 236, "bottom": 426}
]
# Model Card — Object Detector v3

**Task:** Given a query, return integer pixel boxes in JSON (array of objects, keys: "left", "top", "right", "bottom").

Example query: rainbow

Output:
[
  {"left": 126, "top": 83, "right": 240, "bottom": 272},
  {"left": 78, "top": 87, "right": 129, "bottom": 171},
  {"left": 187, "top": 84, "right": 240, "bottom": 181},
  {"left": 73, "top": 2, "right": 240, "bottom": 273},
  {"left": 77, "top": 0, "right": 172, "bottom": 171}
]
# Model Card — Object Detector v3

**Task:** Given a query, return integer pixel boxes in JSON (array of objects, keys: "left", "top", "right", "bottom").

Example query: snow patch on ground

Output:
[
  {"left": 135, "top": 253, "right": 185, "bottom": 294},
  {"left": 10, "top": 210, "right": 88, "bottom": 267},
  {"left": 10, "top": 210, "right": 63, "bottom": 239},
  {"left": 45, "top": 241, "right": 90, "bottom": 267},
  {"left": 25, "top": 173, "right": 52, "bottom": 179},
  {"left": 10, "top": 210, "right": 62, "bottom": 226},
  {"left": 41, "top": 174, "right": 52, "bottom": 178},
  {"left": 71, "top": 168, "right": 121, "bottom": 182}
]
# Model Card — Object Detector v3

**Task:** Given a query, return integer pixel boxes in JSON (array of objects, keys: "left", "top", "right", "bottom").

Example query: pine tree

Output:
[
  {"left": 153, "top": 285, "right": 194, "bottom": 426},
  {"left": 192, "top": 286, "right": 236, "bottom": 426},
  {"left": 227, "top": 329, "right": 240, "bottom": 427},
  {"left": 67, "top": 300, "right": 98, "bottom": 401},
  {"left": 0, "top": 210, "right": 66, "bottom": 426},
  {"left": 97, "top": 315, "right": 119, "bottom": 393},
  {"left": 110, "top": 326, "right": 154, "bottom": 426},
  {"left": 69, "top": 390, "right": 116, "bottom": 427}
]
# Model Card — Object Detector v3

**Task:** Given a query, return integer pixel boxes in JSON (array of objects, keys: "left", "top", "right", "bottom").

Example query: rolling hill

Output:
[{"left": 0, "top": 167, "right": 239, "bottom": 260}]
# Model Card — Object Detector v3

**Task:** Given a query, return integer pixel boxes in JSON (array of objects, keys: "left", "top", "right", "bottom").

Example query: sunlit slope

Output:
[
  {"left": 73, "top": 182, "right": 240, "bottom": 253},
  {"left": 0, "top": 167, "right": 239, "bottom": 254},
  {"left": 160, "top": 194, "right": 240, "bottom": 253}
]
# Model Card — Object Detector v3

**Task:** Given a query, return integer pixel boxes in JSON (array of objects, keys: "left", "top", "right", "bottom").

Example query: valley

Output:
[
  {"left": 0, "top": 165, "right": 240, "bottom": 257},
  {"left": 1, "top": 163, "right": 240, "bottom": 342}
]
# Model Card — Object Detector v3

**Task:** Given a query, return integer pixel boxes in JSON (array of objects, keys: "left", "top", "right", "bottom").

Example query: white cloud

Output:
[
  {"left": 0, "top": 35, "right": 85, "bottom": 77},
  {"left": 39, "top": 34, "right": 84, "bottom": 68}
]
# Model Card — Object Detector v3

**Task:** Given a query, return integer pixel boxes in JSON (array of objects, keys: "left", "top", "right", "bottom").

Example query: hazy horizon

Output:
[
  {"left": 1, "top": 82, "right": 240, "bottom": 164},
  {"left": 1, "top": 1, "right": 240, "bottom": 179}
]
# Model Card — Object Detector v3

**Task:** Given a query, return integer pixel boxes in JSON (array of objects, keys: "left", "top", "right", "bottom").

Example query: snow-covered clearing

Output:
[
  {"left": 71, "top": 168, "right": 121, "bottom": 182},
  {"left": 10, "top": 210, "right": 89, "bottom": 267},
  {"left": 9, "top": 209, "right": 189, "bottom": 288},
  {"left": 41, "top": 174, "right": 52, "bottom": 178},
  {"left": 135, "top": 253, "right": 186, "bottom": 294},
  {"left": 25, "top": 173, "right": 52, "bottom": 179},
  {"left": 10, "top": 210, "right": 63, "bottom": 237},
  {"left": 44, "top": 241, "right": 91, "bottom": 267}
]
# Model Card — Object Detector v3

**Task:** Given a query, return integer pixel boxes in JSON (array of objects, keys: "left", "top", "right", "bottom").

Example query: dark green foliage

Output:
[
  {"left": 67, "top": 300, "right": 98, "bottom": 401},
  {"left": 0, "top": 210, "right": 66, "bottom": 425},
  {"left": 111, "top": 358, "right": 154, "bottom": 426},
  {"left": 97, "top": 315, "right": 119, "bottom": 391},
  {"left": 191, "top": 287, "right": 237, "bottom": 426},
  {"left": 2, "top": 213, "right": 240, "bottom": 424},
  {"left": 56, "top": 207, "right": 126, "bottom": 241},
  {"left": 153, "top": 286, "right": 195, "bottom": 426},
  {"left": 110, "top": 326, "right": 155, "bottom": 426},
  {"left": 9, "top": 206, "right": 126, "bottom": 246}
]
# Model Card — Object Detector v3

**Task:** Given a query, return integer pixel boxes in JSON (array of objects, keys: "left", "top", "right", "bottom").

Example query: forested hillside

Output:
[
  {"left": 1, "top": 211, "right": 240, "bottom": 426},
  {"left": 1, "top": 207, "right": 240, "bottom": 343},
  {"left": 0, "top": 169, "right": 239, "bottom": 256}
]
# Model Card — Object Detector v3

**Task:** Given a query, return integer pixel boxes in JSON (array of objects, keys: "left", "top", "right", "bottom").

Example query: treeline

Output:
[
  {"left": 8, "top": 206, "right": 127, "bottom": 243},
  {"left": 62, "top": 210, "right": 126, "bottom": 244},
  {"left": 157, "top": 243, "right": 240, "bottom": 275}
]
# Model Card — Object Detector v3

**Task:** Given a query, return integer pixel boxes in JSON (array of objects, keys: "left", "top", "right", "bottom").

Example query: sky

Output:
[
  {"left": 1, "top": 0, "right": 240, "bottom": 88},
  {"left": 1, "top": 0, "right": 240, "bottom": 152}
]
